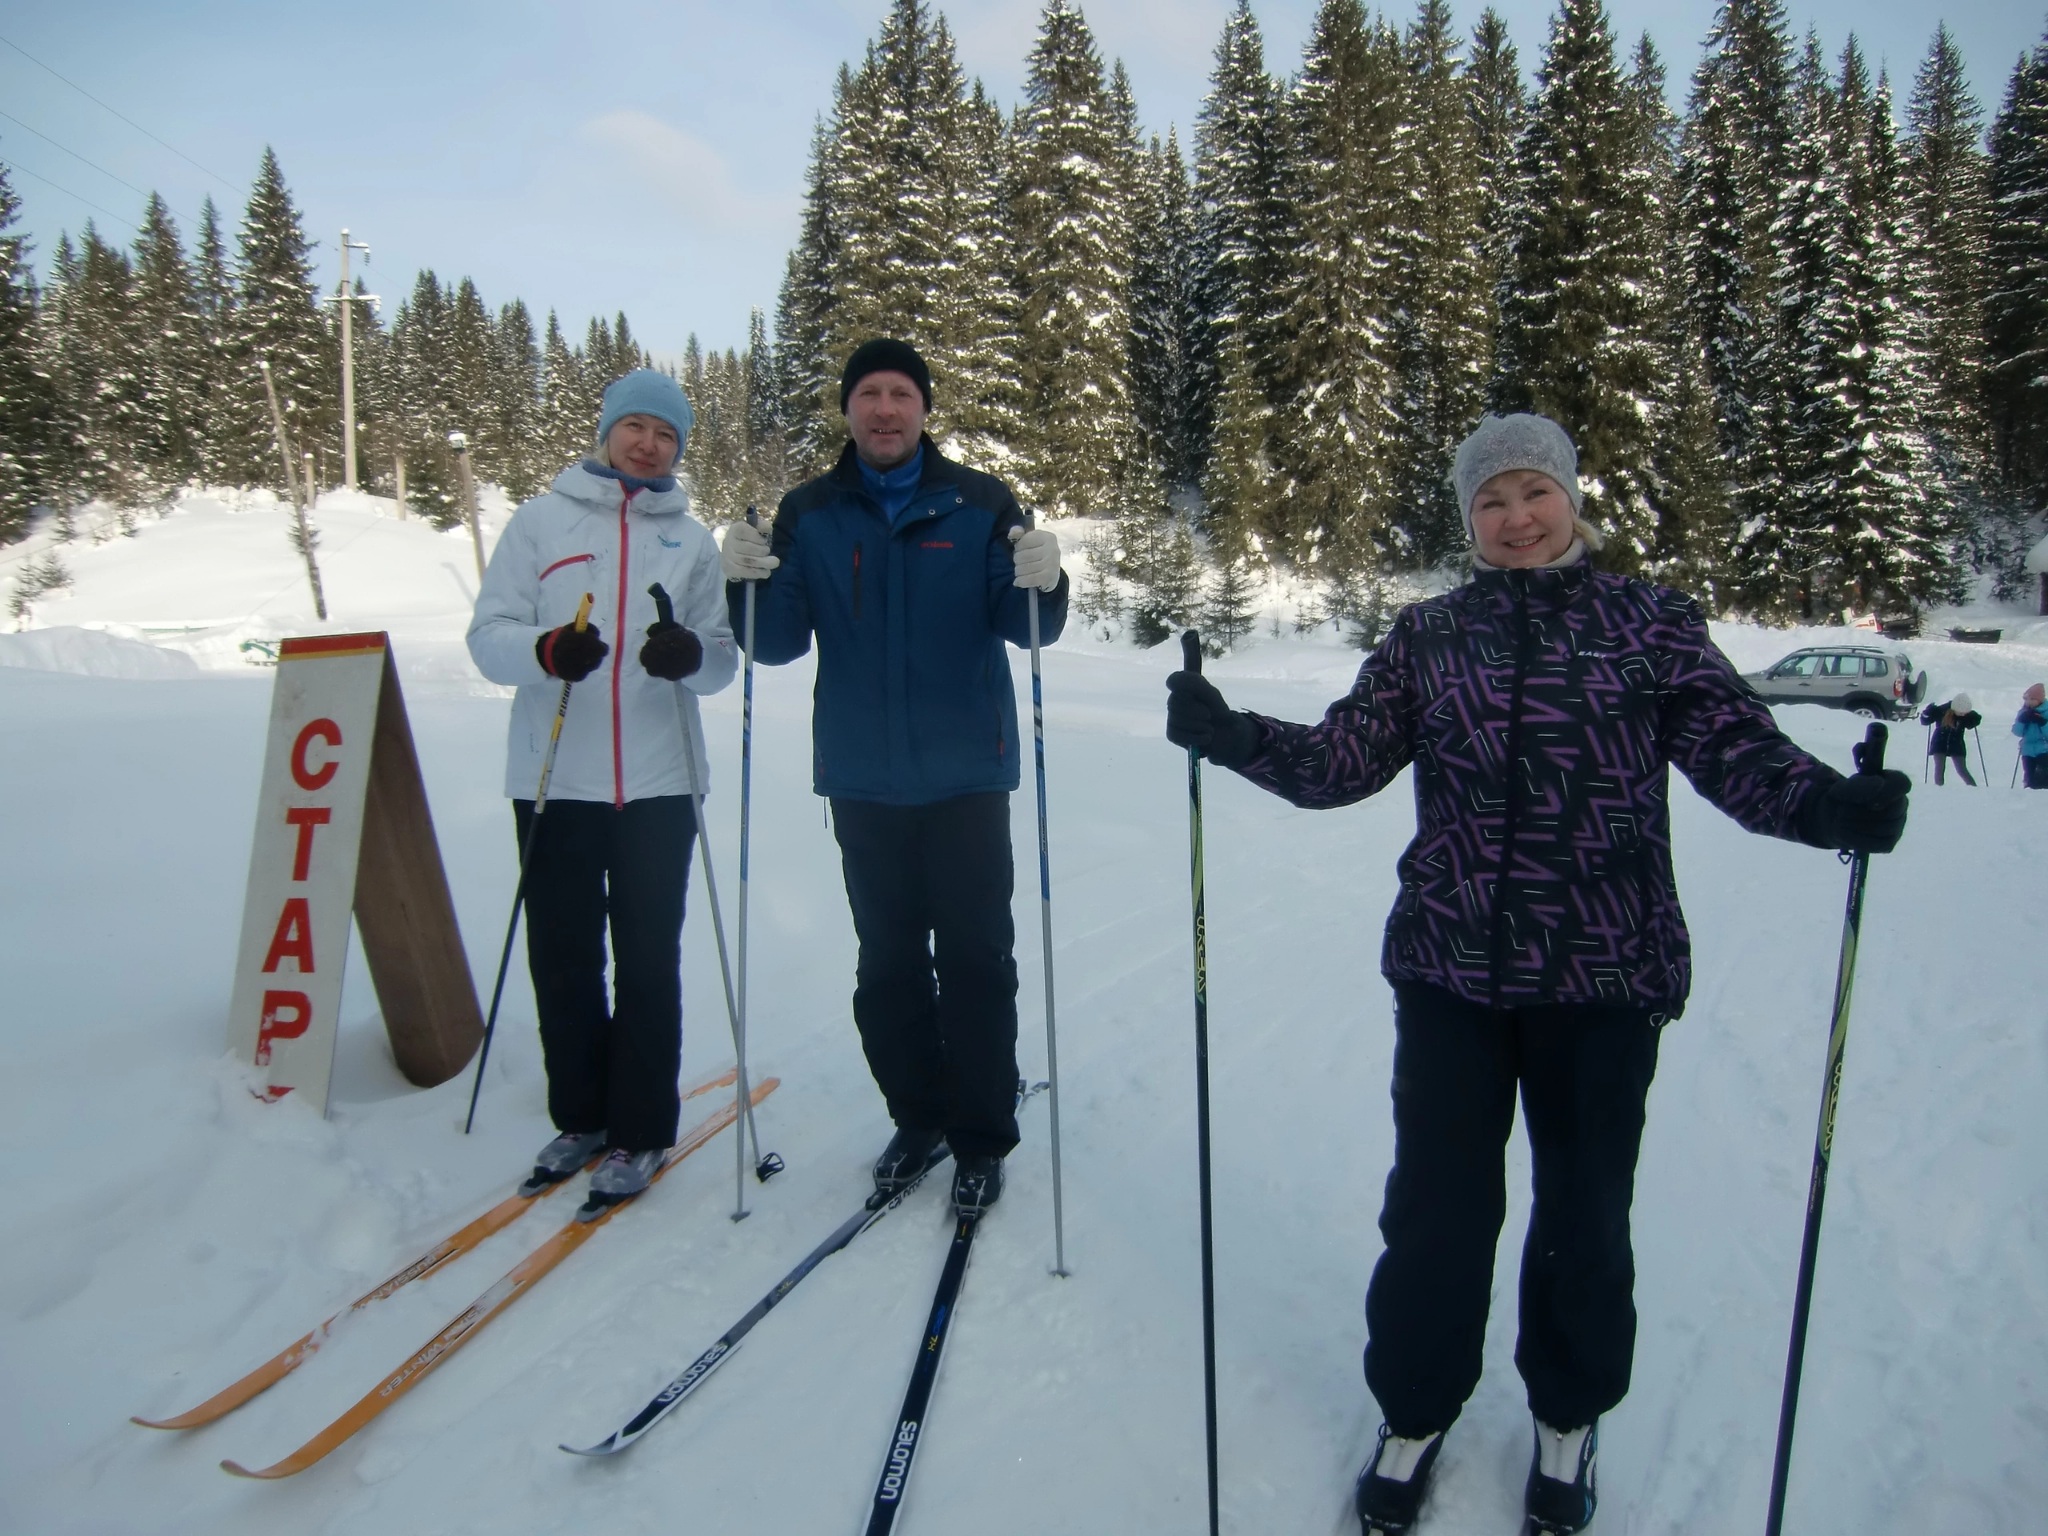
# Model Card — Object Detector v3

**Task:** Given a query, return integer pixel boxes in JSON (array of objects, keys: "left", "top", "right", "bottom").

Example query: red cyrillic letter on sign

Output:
[{"left": 262, "top": 898, "right": 316, "bottom": 974}]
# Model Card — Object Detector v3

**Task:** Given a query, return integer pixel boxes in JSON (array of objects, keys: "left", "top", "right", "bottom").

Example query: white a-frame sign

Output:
[{"left": 228, "top": 633, "right": 483, "bottom": 1113}]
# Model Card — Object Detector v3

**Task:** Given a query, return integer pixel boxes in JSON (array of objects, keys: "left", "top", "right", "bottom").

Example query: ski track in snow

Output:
[{"left": 1, "top": 492, "right": 2045, "bottom": 1533}]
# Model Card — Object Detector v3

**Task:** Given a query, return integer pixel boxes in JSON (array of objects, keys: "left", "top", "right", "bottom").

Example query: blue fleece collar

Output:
[
  {"left": 857, "top": 446, "right": 924, "bottom": 522},
  {"left": 582, "top": 457, "right": 678, "bottom": 496}
]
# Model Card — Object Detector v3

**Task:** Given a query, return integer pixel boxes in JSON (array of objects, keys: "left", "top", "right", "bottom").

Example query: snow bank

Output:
[{"left": 0, "top": 625, "right": 203, "bottom": 679}]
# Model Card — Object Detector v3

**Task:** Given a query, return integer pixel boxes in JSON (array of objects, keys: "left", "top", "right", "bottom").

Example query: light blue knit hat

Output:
[{"left": 596, "top": 369, "right": 694, "bottom": 465}]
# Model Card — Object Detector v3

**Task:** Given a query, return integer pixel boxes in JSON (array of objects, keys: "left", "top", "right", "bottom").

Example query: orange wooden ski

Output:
[
  {"left": 134, "top": 1065, "right": 740, "bottom": 1431},
  {"left": 221, "top": 1076, "right": 778, "bottom": 1479}
]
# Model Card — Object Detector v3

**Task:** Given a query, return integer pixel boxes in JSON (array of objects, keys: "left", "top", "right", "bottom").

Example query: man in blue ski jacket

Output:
[{"left": 721, "top": 339, "right": 1067, "bottom": 1220}]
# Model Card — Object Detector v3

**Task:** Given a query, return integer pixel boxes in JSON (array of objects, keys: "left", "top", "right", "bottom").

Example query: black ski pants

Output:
[
  {"left": 514, "top": 795, "right": 694, "bottom": 1153},
  {"left": 829, "top": 792, "right": 1020, "bottom": 1159},
  {"left": 1365, "top": 981, "right": 1664, "bottom": 1438}
]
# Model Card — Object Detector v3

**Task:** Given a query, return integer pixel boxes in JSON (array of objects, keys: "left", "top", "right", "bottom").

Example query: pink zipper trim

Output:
[
  {"left": 613, "top": 490, "right": 632, "bottom": 807},
  {"left": 540, "top": 552, "right": 595, "bottom": 581}
]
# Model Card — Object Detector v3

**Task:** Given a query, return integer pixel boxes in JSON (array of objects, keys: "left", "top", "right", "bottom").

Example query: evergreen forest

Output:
[{"left": 6, "top": 0, "right": 2048, "bottom": 645}]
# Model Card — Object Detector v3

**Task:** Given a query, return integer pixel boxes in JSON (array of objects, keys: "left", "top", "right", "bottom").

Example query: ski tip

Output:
[
  {"left": 131, "top": 1413, "right": 179, "bottom": 1429},
  {"left": 220, "top": 1458, "right": 281, "bottom": 1480},
  {"left": 559, "top": 1437, "right": 619, "bottom": 1457}
]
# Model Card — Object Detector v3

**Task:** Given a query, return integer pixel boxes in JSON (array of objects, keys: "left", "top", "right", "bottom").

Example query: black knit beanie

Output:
[{"left": 840, "top": 338, "right": 932, "bottom": 413}]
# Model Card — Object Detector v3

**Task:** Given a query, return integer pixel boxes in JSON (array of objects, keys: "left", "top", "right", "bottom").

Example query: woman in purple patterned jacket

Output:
[{"left": 1165, "top": 413, "right": 1911, "bottom": 1536}]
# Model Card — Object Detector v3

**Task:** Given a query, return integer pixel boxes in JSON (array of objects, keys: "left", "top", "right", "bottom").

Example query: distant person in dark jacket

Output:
[
  {"left": 2013, "top": 684, "right": 2048, "bottom": 789},
  {"left": 1165, "top": 412, "right": 1911, "bottom": 1536},
  {"left": 1921, "top": 694, "right": 1981, "bottom": 785},
  {"left": 718, "top": 339, "right": 1068, "bottom": 1220}
]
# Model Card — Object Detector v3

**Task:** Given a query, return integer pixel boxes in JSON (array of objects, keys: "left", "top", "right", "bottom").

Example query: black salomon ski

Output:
[
  {"left": 863, "top": 1213, "right": 978, "bottom": 1535},
  {"left": 559, "top": 1148, "right": 952, "bottom": 1457}
]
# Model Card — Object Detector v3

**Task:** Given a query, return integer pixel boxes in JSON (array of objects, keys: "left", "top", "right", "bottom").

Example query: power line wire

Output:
[
  {"left": 0, "top": 111, "right": 196, "bottom": 225},
  {"left": 0, "top": 32, "right": 238, "bottom": 192},
  {"left": 5, "top": 160, "right": 141, "bottom": 236}
]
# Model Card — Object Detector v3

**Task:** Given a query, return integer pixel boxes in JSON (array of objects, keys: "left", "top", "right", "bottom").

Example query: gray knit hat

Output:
[{"left": 1450, "top": 413, "right": 1584, "bottom": 540}]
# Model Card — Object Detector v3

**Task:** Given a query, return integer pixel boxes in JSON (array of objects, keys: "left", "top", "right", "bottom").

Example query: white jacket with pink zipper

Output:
[{"left": 466, "top": 463, "right": 737, "bottom": 805}]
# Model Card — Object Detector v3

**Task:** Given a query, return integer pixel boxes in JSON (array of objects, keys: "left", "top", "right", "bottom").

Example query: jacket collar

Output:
[
  {"left": 833, "top": 434, "right": 960, "bottom": 495},
  {"left": 1468, "top": 556, "right": 1596, "bottom": 613},
  {"left": 549, "top": 461, "right": 692, "bottom": 517}
]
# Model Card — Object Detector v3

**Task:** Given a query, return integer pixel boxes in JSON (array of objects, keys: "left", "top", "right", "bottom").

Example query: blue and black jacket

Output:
[{"left": 729, "top": 436, "right": 1069, "bottom": 805}]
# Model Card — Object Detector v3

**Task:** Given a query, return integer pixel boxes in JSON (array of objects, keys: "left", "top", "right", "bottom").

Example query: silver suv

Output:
[{"left": 1741, "top": 646, "right": 1926, "bottom": 720}]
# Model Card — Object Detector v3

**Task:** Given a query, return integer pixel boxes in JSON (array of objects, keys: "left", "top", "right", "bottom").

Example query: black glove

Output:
[
  {"left": 640, "top": 620, "right": 703, "bottom": 681},
  {"left": 1165, "top": 670, "right": 1260, "bottom": 769},
  {"left": 536, "top": 620, "right": 607, "bottom": 682},
  {"left": 1799, "top": 769, "right": 1912, "bottom": 854}
]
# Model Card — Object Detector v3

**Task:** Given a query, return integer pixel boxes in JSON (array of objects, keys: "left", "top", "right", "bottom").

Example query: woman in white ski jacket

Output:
[{"left": 467, "top": 369, "right": 736, "bottom": 1202}]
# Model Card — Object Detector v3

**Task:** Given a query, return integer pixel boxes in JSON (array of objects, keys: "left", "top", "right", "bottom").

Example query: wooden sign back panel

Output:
[{"left": 353, "top": 654, "right": 483, "bottom": 1088}]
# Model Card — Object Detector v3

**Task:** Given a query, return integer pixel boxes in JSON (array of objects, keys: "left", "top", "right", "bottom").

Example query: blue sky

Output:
[{"left": 1, "top": 1, "right": 2039, "bottom": 358}]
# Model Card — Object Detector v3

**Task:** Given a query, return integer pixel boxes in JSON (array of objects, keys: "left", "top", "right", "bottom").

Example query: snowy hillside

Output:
[{"left": 1, "top": 491, "right": 2044, "bottom": 1535}]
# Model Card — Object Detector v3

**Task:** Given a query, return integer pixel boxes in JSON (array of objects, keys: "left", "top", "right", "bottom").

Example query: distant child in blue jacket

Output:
[
  {"left": 2013, "top": 684, "right": 2048, "bottom": 789},
  {"left": 718, "top": 339, "right": 1068, "bottom": 1219}
]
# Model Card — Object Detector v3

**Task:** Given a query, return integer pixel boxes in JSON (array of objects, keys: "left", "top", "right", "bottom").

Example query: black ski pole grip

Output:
[
  {"left": 745, "top": 505, "right": 758, "bottom": 529},
  {"left": 648, "top": 582, "right": 676, "bottom": 628},
  {"left": 1181, "top": 629, "right": 1202, "bottom": 677},
  {"left": 1854, "top": 721, "right": 1888, "bottom": 776}
]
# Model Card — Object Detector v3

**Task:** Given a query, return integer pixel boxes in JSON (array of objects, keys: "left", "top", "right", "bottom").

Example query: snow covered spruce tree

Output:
[
  {"left": 189, "top": 198, "right": 239, "bottom": 487},
  {"left": 1986, "top": 36, "right": 2048, "bottom": 506},
  {"left": 0, "top": 163, "right": 53, "bottom": 541},
  {"left": 1758, "top": 39, "right": 1951, "bottom": 618},
  {"left": 1466, "top": 8, "right": 1527, "bottom": 325},
  {"left": 130, "top": 196, "right": 207, "bottom": 496},
  {"left": 1382, "top": 0, "right": 1493, "bottom": 569},
  {"left": 1489, "top": 0, "right": 1665, "bottom": 574},
  {"left": 539, "top": 310, "right": 593, "bottom": 475},
  {"left": 1128, "top": 127, "right": 1200, "bottom": 501},
  {"left": 1677, "top": 0, "right": 1795, "bottom": 598},
  {"left": 1189, "top": 0, "right": 1284, "bottom": 498},
  {"left": 40, "top": 227, "right": 151, "bottom": 511},
  {"left": 226, "top": 148, "right": 335, "bottom": 493},
  {"left": 1267, "top": 0, "right": 1405, "bottom": 579},
  {"left": 1010, "top": 0, "right": 1139, "bottom": 520},
  {"left": 774, "top": 1, "right": 1018, "bottom": 477}
]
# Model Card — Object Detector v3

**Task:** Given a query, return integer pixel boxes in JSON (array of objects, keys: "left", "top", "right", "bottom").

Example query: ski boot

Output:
[
  {"left": 521, "top": 1127, "right": 608, "bottom": 1196},
  {"left": 873, "top": 1126, "right": 946, "bottom": 1198},
  {"left": 950, "top": 1153, "right": 1004, "bottom": 1219},
  {"left": 1524, "top": 1418, "right": 1597, "bottom": 1534},
  {"left": 577, "top": 1148, "right": 666, "bottom": 1221},
  {"left": 1354, "top": 1424, "right": 1443, "bottom": 1534}
]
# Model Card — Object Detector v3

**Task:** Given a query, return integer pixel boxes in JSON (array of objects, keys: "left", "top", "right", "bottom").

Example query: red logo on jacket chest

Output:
[{"left": 919, "top": 540, "right": 953, "bottom": 549}]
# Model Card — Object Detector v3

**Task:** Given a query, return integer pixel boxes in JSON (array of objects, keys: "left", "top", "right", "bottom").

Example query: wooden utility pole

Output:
[
  {"left": 394, "top": 454, "right": 407, "bottom": 520},
  {"left": 329, "top": 229, "right": 375, "bottom": 490},
  {"left": 449, "top": 431, "right": 485, "bottom": 579},
  {"left": 259, "top": 358, "right": 329, "bottom": 621}
]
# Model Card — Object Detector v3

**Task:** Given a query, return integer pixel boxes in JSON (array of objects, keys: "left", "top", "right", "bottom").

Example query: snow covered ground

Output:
[{"left": 1, "top": 491, "right": 2044, "bottom": 1535}]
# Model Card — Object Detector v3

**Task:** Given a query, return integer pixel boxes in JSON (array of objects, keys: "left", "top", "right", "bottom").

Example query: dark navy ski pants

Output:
[
  {"left": 1365, "top": 981, "right": 1665, "bottom": 1437},
  {"left": 830, "top": 792, "right": 1020, "bottom": 1159},
  {"left": 515, "top": 795, "right": 694, "bottom": 1153}
]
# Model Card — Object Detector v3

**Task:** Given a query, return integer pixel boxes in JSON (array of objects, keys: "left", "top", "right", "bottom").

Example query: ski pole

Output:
[
  {"left": 649, "top": 583, "right": 780, "bottom": 1219},
  {"left": 1921, "top": 723, "right": 1930, "bottom": 783},
  {"left": 1024, "top": 515, "right": 1069, "bottom": 1279},
  {"left": 1764, "top": 719, "right": 1887, "bottom": 1536},
  {"left": 465, "top": 592, "right": 593, "bottom": 1135},
  {"left": 737, "top": 511, "right": 764, "bottom": 1201},
  {"left": 1973, "top": 726, "right": 1985, "bottom": 782},
  {"left": 2013, "top": 746, "right": 2023, "bottom": 789},
  {"left": 1180, "top": 628, "right": 1221, "bottom": 1536}
]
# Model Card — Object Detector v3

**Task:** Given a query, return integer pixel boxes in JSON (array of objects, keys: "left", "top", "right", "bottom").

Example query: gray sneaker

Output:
[
  {"left": 587, "top": 1147, "right": 666, "bottom": 1200},
  {"left": 523, "top": 1128, "right": 608, "bottom": 1195}
]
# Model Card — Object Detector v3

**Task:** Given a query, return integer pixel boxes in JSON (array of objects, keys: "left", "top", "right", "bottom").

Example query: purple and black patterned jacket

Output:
[{"left": 1233, "top": 562, "right": 1839, "bottom": 1014}]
